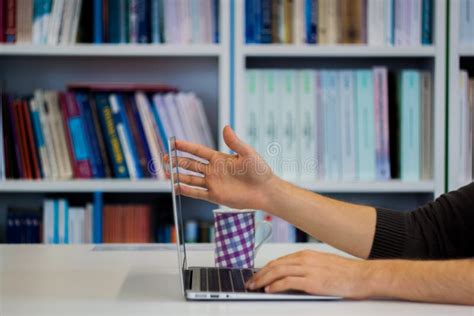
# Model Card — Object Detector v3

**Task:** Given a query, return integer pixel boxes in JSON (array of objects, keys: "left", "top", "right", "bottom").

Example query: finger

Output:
[
  {"left": 223, "top": 125, "right": 253, "bottom": 156},
  {"left": 175, "top": 140, "right": 215, "bottom": 161},
  {"left": 177, "top": 184, "right": 210, "bottom": 201},
  {"left": 264, "top": 276, "right": 309, "bottom": 294},
  {"left": 249, "top": 258, "right": 303, "bottom": 287},
  {"left": 247, "top": 265, "right": 307, "bottom": 290},
  {"left": 174, "top": 157, "right": 208, "bottom": 174},
  {"left": 176, "top": 173, "right": 207, "bottom": 188}
]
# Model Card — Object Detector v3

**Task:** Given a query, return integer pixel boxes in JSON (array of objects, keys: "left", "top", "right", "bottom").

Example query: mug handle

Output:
[{"left": 254, "top": 220, "right": 272, "bottom": 256}]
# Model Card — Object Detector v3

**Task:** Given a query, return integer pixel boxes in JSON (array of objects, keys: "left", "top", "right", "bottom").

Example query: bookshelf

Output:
[
  {"left": 448, "top": 0, "right": 474, "bottom": 191},
  {"left": 233, "top": 0, "right": 446, "bottom": 198}
]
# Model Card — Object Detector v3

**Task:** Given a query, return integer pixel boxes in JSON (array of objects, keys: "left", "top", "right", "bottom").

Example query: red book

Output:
[
  {"left": 5, "top": 0, "right": 15, "bottom": 43},
  {"left": 58, "top": 92, "right": 93, "bottom": 178},
  {"left": 22, "top": 100, "right": 41, "bottom": 179},
  {"left": 67, "top": 83, "right": 177, "bottom": 93},
  {"left": 15, "top": 100, "right": 32, "bottom": 179},
  {"left": 0, "top": 0, "right": 6, "bottom": 42}
]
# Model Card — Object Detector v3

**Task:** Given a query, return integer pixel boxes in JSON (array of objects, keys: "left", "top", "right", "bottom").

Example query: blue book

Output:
[
  {"left": 118, "top": 0, "right": 129, "bottom": 43},
  {"left": 76, "top": 93, "right": 105, "bottom": 178},
  {"left": 305, "top": 0, "right": 317, "bottom": 43},
  {"left": 245, "top": 0, "right": 256, "bottom": 43},
  {"left": 150, "top": 95, "right": 169, "bottom": 153},
  {"left": 130, "top": 96, "right": 153, "bottom": 176},
  {"left": 110, "top": 94, "right": 143, "bottom": 179},
  {"left": 137, "top": 0, "right": 150, "bottom": 43},
  {"left": 93, "top": 0, "right": 103, "bottom": 43},
  {"left": 29, "top": 101, "right": 45, "bottom": 178},
  {"left": 151, "top": 0, "right": 162, "bottom": 43},
  {"left": 108, "top": 0, "right": 121, "bottom": 43},
  {"left": 421, "top": 0, "right": 432, "bottom": 45},
  {"left": 53, "top": 200, "right": 59, "bottom": 244},
  {"left": 93, "top": 192, "right": 103, "bottom": 244},
  {"left": 260, "top": 0, "right": 272, "bottom": 43},
  {"left": 95, "top": 93, "right": 129, "bottom": 178},
  {"left": 213, "top": 0, "right": 219, "bottom": 43},
  {"left": 254, "top": 0, "right": 262, "bottom": 43},
  {"left": 400, "top": 70, "right": 421, "bottom": 181},
  {"left": 355, "top": 70, "right": 376, "bottom": 181}
]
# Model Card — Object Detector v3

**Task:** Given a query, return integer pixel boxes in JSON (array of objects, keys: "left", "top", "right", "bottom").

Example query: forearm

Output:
[
  {"left": 261, "top": 176, "right": 376, "bottom": 258},
  {"left": 363, "top": 259, "right": 474, "bottom": 305}
]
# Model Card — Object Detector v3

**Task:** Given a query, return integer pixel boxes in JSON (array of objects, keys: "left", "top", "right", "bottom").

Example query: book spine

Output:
[
  {"left": 60, "top": 93, "right": 93, "bottom": 178},
  {"left": 93, "top": 192, "right": 103, "bottom": 243},
  {"left": 151, "top": 0, "right": 161, "bottom": 43},
  {"left": 5, "top": 0, "right": 16, "bottom": 42},
  {"left": 151, "top": 95, "right": 170, "bottom": 152},
  {"left": 41, "top": 0, "right": 53, "bottom": 44},
  {"left": 409, "top": 0, "right": 421, "bottom": 45},
  {"left": 339, "top": 70, "right": 357, "bottom": 181},
  {"left": 298, "top": 70, "right": 317, "bottom": 181},
  {"left": 137, "top": 0, "right": 149, "bottom": 43},
  {"left": 245, "top": 0, "right": 255, "bottom": 43},
  {"left": 356, "top": 70, "right": 376, "bottom": 181},
  {"left": 261, "top": 0, "right": 273, "bottom": 43},
  {"left": 93, "top": 0, "right": 103, "bottom": 43},
  {"left": 245, "top": 70, "right": 262, "bottom": 152},
  {"left": 385, "top": 0, "right": 394, "bottom": 45},
  {"left": 293, "top": 0, "right": 305, "bottom": 44},
  {"left": 317, "top": 0, "right": 328, "bottom": 44},
  {"left": 305, "top": 0, "right": 317, "bottom": 43},
  {"left": 420, "top": 71, "right": 432, "bottom": 180},
  {"left": 88, "top": 95, "right": 112, "bottom": 177},
  {"left": 373, "top": 67, "right": 391, "bottom": 180},
  {"left": 118, "top": 0, "right": 128, "bottom": 43},
  {"left": 8, "top": 98, "right": 23, "bottom": 178},
  {"left": 421, "top": 0, "right": 432, "bottom": 45},
  {"left": 212, "top": 0, "right": 219, "bottom": 43},
  {"left": 75, "top": 92, "right": 105, "bottom": 178},
  {"left": 23, "top": 100, "right": 41, "bottom": 179},
  {"left": 130, "top": 96, "right": 153, "bottom": 175},
  {"left": 253, "top": 0, "right": 262, "bottom": 43},
  {"left": 262, "top": 70, "right": 281, "bottom": 176},
  {"left": 129, "top": 0, "right": 138, "bottom": 43},
  {"left": 0, "top": 0, "right": 5, "bottom": 42},
  {"left": 314, "top": 72, "right": 325, "bottom": 179},
  {"left": 368, "top": 0, "right": 385, "bottom": 45},
  {"left": 109, "top": 94, "right": 142, "bottom": 179},
  {"left": 400, "top": 70, "right": 421, "bottom": 180},
  {"left": 95, "top": 93, "right": 129, "bottom": 178},
  {"left": 108, "top": 0, "right": 120, "bottom": 43},
  {"left": 16, "top": 100, "right": 33, "bottom": 178}
]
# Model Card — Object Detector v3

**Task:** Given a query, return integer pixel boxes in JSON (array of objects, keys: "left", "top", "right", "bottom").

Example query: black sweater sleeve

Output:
[{"left": 369, "top": 182, "right": 474, "bottom": 259}]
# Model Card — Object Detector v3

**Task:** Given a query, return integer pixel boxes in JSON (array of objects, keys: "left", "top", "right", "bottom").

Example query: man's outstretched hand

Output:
[{"left": 164, "top": 126, "right": 276, "bottom": 210}]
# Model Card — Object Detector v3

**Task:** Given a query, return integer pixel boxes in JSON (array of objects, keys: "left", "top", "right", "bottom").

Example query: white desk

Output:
[{"left": 0, "top": 243, "right": 472, "bottom": 316}]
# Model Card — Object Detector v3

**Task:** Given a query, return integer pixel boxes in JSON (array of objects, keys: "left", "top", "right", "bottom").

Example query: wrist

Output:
[
  {"left": 257, "top": 175, "right": 286, "bottom": 212},
  {"left": 356, "top": 260, "right": 388, "bottom": 299}
]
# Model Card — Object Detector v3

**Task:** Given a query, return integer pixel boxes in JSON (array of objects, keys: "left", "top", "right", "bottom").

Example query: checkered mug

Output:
[{"left": 213, "top": 209, "right": 272, "bottom": 269}]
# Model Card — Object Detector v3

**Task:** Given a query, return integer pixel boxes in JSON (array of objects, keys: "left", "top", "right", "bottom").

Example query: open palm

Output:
[{"left": 167, "top": 126, "right": 275, "bottom": 210}]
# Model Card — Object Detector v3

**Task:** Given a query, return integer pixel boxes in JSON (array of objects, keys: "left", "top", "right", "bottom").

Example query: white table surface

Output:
[{"left": 0, "top": 243, "right": 472, "bottom": 316}]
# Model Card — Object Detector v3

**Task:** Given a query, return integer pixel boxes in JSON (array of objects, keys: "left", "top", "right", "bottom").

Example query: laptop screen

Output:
[{"left": 168, "top": 137, "right": 188, "bottom": 291}]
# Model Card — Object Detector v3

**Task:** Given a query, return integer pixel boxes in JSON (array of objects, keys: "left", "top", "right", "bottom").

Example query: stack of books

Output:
[
  {"left": 457, "top": 70, "right": 474, "bottom": 183},
  {"left": 0, "top": 84, "right": 214, "bottom": 180},
  {"left": 5, "top": 207, "right": 41, "bottom": 243},
  {"left": 245, "top": 0, "right": 433, "bottom": 46},
  {"left": 1, "top": 0, "right": 219, "bottom": 44},
  {"left": 102, "top": 204, "right": 152, "bottom": 243},
  {"left": 245, "top": 68, "right": 433, "bottom": 182},
  {"left": 459, "top": 0, "right": 474, "bottom": 45}
]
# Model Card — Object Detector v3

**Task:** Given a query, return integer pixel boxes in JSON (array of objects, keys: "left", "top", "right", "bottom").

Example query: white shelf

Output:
[
  {"left": 0, "top": 44, "right": 224, "bottom": 57},
  {"left": 0, "top": 180, "right": 434, "bottom": 193},
  {"left": 458, "top": 45, "right": 474, "bottom": 57},
  {"left": 0, "top": 180, "right": 171, "bottom": 193},
  {"left": 243, "top": 44, "right": 436, "bottom": 57}
]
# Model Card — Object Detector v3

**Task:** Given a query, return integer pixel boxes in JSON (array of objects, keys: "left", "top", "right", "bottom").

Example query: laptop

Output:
[{"left": 168, "top": 137, "right": 341, "bottom": 301}]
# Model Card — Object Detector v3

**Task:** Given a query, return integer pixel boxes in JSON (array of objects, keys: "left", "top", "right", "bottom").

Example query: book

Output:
[
  {"left": 16, "top": 0, "right": 33, "bottom": 43},
  {"left": 262, "top": 70, "right": 281, "bottom": 175},
  {"left": 367, "top": 0, "right": 385, "bottom": 46},
  {"left": 421, "top": 0, "right": 432, "bottom": 45},
  {"left": 245, "top": 70, "right": 263, "bottom": 152},
  {"left": 93, "top": 0, "right": 103, "bottom": 43},
  {"left": 95, "top": 93, "right": 129, "bottom": 178},
  {"left": 293, "top": 0, "right": 305, "bottom": 44},
  {"left": 5, "top": 0, "right": 16, "bottom": 42},
  {"left": 22, "top": 99, "right": 41, "bottom": 179},
  {"left": 59, "top": 92, "right": 93, "bottom": 178},
  {"left": 400, "top": 70, "right": 421, "bottom": 181},
  {"left": 420, "top": 71, "right": 433, "bottom": 180},
  {"left": 339, "top": 70, "right": 357, "bottom": 181},
  {"left": 340, "top": 0, "right": 365, "bottom": 44},
  {"left": 30, "top": 96, "right": 50, "bottom": 179},
  {"left": 373, "top": 67, "right": 391, "bottom": 180},
  {"left": 355, "top": 70, "right": 376, "bottom": 181},
  {"left": 305, "top": 0, "right": 317, "bottom": 43}
]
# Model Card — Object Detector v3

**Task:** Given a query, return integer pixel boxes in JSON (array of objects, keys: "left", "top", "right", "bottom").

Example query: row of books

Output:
[
  {"left": 245, "top": 68, "right": 433, "bottom": 182},
  {"left": 459, "top": 0, "right": 474, "bottom": 45},
  {"left": 0, "top": 85, "right": 214, "bottom": 180},
  {"left": 245, "top": 0, "right": 433, "bottom": 46},
  {"left": 5, "top": 209, "right": 41, "bottom": 243},
  {"left": 1, "top": 0, "right": 219, "bottom": 44},
  {"left": 102, "top": 204, "right": 152, "bottom": 243},
  {"left": 457, "top": 70, "right": 474, "bottom": 183}
]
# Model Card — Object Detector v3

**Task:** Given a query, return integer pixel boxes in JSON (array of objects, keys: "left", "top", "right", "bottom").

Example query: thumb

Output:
[{"left": 223, "top": 125, "right": 252, "bottom": 156}]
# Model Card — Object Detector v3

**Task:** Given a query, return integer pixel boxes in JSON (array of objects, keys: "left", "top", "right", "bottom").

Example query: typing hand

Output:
[
  {"left": 164, "top": 126, "right": 275, "bottom": 210},
  {"left": 246, "top": 250, "right": 369, "bottom": 299}
]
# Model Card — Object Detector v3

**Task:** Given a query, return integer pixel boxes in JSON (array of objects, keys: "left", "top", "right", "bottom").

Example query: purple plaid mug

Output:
[{"left": 214, "top": 209, "right": 272, "bottom": 269}]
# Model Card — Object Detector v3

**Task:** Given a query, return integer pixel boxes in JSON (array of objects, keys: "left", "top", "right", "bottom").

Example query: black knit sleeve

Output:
[{"left": 369, "top": 182, "right": 474, "bottom": 259}]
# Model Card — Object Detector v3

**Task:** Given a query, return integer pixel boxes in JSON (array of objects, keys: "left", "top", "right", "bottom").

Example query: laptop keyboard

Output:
[{"left": 200, "top": 268, "right": 265, "bottom": 293}]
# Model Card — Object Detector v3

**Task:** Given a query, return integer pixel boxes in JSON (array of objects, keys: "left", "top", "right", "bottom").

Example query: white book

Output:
[
  {"left": 202, "top": 0, "right": 213, "bottom": 43},
  {"left": 58, "top": 199, "right": 68, "bottom": 244},
  {"left": 314, "top": 72, "right": 325, "bottom": 179},
  {"left": 59, "top": 0, "right": 74, "bottom": 44},
  {"left": 163, "top": 94, "right": 187, "bottom": 141},
  {"left": 68, "top": 0, "right": 83, "bottom": 44},
  {"left": 368, "top": 0, "right": 385, "bottom": 46},
  {"left": 262, "top": 70, "right": 282, "bottom": 176},
  {"left": 180, "top": 0, "right": 192, "bottom": 43},
  {"left": 109, "top": 94, "right": 139, "bottom": 180},
  {"left": 394, "top": 0, "right": 404, "bottom": 46},
  {"left": 191, "top": 95, "right": 215, "bottom": 149},
  {"left": 459, "top": 0, "right": 474, "bottom": 44},
  {"left": 175, "top": 93, "right": 198, "bottom": 142},
  {"left": 298, "top": 70, "right": 317, "bottom": 182},
  {"left": 245, "top": 70, "right": 264, "bottom": 153},
  {"left": 190, "top": 0, "right": 202, "bottom": 43},
  {"left": 152, "top": 94, "right": 175, "bottom": 141},
  {"left": 44, "top": 91, "right": 73, "bottom": 179},
  {"left": 43, "top": 200, "right": 54, "bottom": 244},
  {"left": 47, "top": 0, "right": 65, "bottom": 45},
  {"left": 279, "top": 70, "right": 299, "bottom": 181},
  {"left": 36, "top": 90, "right": 59, "bottom": 180},
  {"left": 135, "top": 92, "right": 165, "bottom": 179},
  {"left": 293, "top": 0, "right": 305, "bottom": 44},
  {"left": 164, "top": 0, "right": 178, "bottom": 43},
  {"left": 339, "top": 70, "right": 357, "bottom": 181},
  {"left": 409, "top": 0, "right": 422, "bottom": 46},
  {"left": 183, "top": 94, "right": 206, "bottom": 146},
  {"left": 29, "top": 98, "right": 51, "bottom": 179},
  {"left": 41, "top": 1, "right": 53, "bottom": 44},
  {"left": 68, "top": 207, "right": 85, "bottom": 244}
]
